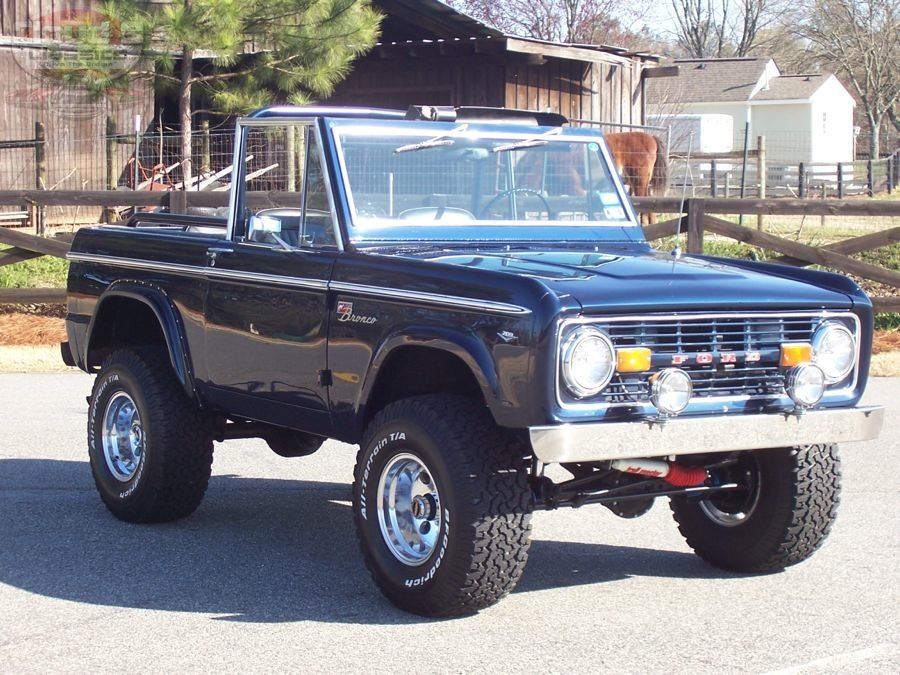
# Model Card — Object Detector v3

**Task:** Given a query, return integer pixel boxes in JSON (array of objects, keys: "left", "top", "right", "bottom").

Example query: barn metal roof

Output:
[
  {"left": 372, "top": 1, "right": 656, "bottom": 61},
  {"left": 375, "top": 0, "right": 502, "bottom": 41}
]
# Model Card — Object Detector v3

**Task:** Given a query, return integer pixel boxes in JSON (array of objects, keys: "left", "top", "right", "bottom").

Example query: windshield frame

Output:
[{"left": 325, "top": 118, "right": 645, "bottom": 246}]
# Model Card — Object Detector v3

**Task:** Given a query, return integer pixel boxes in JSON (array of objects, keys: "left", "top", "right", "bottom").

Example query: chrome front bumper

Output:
[{"left": 528, "top": 406, "right": 884, "bottom": 464}]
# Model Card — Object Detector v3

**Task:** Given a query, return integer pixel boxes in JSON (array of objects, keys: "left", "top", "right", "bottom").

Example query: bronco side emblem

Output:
[{"left": 336, "top": 301, "right": 378, "bottom": 324}]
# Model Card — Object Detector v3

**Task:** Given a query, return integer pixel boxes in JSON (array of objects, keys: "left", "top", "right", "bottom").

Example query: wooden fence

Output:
[
  {"left": 0, "top": 191, "right": 897, "bottom": 313},
  {"left": 667, "top": 148, "right": 900, "bottom": 200}
]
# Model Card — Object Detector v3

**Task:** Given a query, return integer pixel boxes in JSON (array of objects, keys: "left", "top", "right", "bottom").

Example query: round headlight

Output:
[
  {"left": 812, "top": 322, "right": 855, "bottom": 383},
  {"left": 561, "top": 327, "right": 615, "bottom": 398},
  {"left": 650, "top": 368, "right": 693, "bottom": 415},
  {"left": 786, "top": 363, "right": 826, "bottom": 408}
]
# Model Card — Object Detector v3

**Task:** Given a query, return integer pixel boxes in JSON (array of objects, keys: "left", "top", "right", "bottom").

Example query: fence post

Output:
[
  {"left": 200, "top": 120, "right": 211, "bottom": 178},
  {"left": 866, "top": 159, "right": 874, "bottom": 197},
  {"left": 837, "top": 162, "right": 844, "bottom": 199},
  {"left": 887, "top": 154, "right": 894, "bottom": 194},
  {"left": 895, "top": 151, "right": 900, "bottom": 192},
  {"left": 286, "top": 124, "right": 296, "bottom": 192},
  {"left": 169, "top": 189, "right": 187, "bottom": 214},
  {"left": 104, "top": 117, "right": 118, "bottom": 223},
  {"left": 686, "top": 199, "right": 705, "bottom": 254},
  {"left": 894, "top": 151, "right": 900, "bottom": 192},
  {"left": 798, "top": 162, "right": 806, "bottom": 198},
  {"left": 710, "top": 159, "right": 717, "bottom": 197},
  {"left": 757, "top": 135, "right": 766, "bottom": 230},
  {"left": 33, "top": 121, "right": 46, "bottom": 235}
]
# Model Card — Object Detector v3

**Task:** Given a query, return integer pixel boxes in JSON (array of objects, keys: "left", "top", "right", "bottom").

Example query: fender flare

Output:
[
  {"left": 85, "top": 282, "right": 196, "bottom": 399},
  {"left": 357, "top": 325, "right": 503, "bottom": 421}
]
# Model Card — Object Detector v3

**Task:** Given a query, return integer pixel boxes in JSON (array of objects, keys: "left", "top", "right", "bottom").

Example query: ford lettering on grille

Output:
[{"left": 562, "top": 313, "right": 848, "bottom": 406}]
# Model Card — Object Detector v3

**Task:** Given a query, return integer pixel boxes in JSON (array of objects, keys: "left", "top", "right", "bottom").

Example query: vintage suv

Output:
[{"left": 63, "top": 105, "right": 883, "bottom": 616}]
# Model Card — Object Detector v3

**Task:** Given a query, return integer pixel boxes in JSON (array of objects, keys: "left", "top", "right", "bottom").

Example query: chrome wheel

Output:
[
  {"left": 102, "top": 392, "right": 144, "bottom": 482},
  {"left": 377, "top": 453, "right": 442, "bottom": 566}
]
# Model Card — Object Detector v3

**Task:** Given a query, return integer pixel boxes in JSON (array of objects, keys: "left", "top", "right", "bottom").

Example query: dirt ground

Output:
[{"left": 1, "top": 307, "right": 897, "bottom": 375}]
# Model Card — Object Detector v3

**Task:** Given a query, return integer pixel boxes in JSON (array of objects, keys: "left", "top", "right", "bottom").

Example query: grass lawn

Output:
[
  {"left": 0, "top": 219, "right": 897, "bottom": 328},
  {"left": 0, "top": 245, "right": 68, "bottom": 289},
  {"left": 650, "top": 216, "right": 899, "bottom": 330}
]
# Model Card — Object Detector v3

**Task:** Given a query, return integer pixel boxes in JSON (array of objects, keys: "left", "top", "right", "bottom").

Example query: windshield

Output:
[{"left": 330, "top": 120, "right": 640, "bottom": 244}]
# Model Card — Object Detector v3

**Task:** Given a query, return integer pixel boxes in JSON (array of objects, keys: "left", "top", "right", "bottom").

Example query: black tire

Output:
[
  {"left": 670, "top": 445, "right": 841, "bottom": 573},
  {"left": 88, "top": 348, "right": 214, "bottom": 523},
  {"left": 352, "top": 395, "right": 532, "bottom": 617}
]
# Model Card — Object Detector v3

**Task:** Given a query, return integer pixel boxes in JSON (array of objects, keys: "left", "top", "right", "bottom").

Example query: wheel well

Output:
[
  {"left": 87, "top": 297, "right": 168, "bottom": 369},
  {"left": 364, "top": 346, "right": 485, "bottom": 425}
]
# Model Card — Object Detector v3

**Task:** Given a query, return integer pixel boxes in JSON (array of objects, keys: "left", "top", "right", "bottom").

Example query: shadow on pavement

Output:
[{"left": 0, "top": 458, "right": 731, "bottom": 624}]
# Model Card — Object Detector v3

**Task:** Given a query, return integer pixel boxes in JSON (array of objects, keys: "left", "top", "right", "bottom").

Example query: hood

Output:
[{"left": 408, "top": 248, "right": 854, "bottom": 312}]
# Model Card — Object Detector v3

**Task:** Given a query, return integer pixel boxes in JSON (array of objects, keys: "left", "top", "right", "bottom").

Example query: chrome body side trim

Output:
[
  {"left": 207, "top": 267, "right": 327, "bottom": 290},
  {"left": 66, "top": 253, "right": 207, "bottom": 278},
  {"left": 529, "top": 405, "right": 884, "bottom": 463},
  {"left": 329, "top": 281, "right": 531, "bottom": 315},
  {"left": 66, "top": 253, "right": 327, "bottom": 290},
  {"left": 66, "top": 253, "right": 530, "bottom": 315}
]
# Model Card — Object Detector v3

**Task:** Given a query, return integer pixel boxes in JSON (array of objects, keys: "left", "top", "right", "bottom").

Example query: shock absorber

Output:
[{"left": 610, "top": 458, "right": 707, "bottom": 487}]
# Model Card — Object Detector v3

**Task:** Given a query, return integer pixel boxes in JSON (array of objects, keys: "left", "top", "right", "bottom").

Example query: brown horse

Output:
[{"left": 604, "top": 131, "right": 667, "bottom": 224}]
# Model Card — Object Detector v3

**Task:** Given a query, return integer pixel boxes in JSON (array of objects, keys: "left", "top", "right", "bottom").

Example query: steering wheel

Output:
[{"left": 478, "top": 188, "right": 553, "bottom": 220}]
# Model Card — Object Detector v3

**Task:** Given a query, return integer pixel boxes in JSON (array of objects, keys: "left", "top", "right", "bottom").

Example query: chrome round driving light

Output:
[
  {"left": 786, "top": 363, "right": 826, "bottom": 408},
  {"left": 650, "top": 368, "right": 693, "bottom": 415},
  {"left": 812, "top": 322, "right": 856, "bottom": 383},
  {"left": 561, "top": 326, "right": 616, "bottom": 398}
]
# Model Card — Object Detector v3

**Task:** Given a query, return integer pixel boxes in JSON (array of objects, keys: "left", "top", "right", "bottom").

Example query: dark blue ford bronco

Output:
[{"left": 63, "top": 105, "right": 883, "bottom": 616}]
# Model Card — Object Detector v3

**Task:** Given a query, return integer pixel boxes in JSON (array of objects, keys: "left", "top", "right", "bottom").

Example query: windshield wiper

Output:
[
  {"left": 491, "top": 127, "right": 562, "bottom": 153},
  {"left": 394, "top": 124, "right": 469, "bottom": 154}
]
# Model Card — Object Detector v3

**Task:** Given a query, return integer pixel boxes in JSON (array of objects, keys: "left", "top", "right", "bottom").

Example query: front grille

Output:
[
  {"left": 562, "top": 313, "right": 843, "bottom": 407},
  {"left": 605, "top": 316, "right": 816, "bottom": 352}
]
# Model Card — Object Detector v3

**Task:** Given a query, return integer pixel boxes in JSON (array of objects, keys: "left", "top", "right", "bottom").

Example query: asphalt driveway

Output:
[{"left": 1, "top": 374, "right": 897, "bottom": 673}]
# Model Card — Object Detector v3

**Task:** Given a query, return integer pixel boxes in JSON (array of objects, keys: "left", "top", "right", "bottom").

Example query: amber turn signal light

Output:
[
  {"left": 616, "top": 347, "right": 652, "bottom": 372},
  {"left": 780, "top": 342, "right": 813, "bottom": 367}
]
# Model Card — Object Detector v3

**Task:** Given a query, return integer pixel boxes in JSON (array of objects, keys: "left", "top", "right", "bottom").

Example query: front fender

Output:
[
  {"left": 86, "top": 282, "right": 197, "bottom": 399},
  {"left": 358, "top": 324, "right": 515, "bottom": 425}
]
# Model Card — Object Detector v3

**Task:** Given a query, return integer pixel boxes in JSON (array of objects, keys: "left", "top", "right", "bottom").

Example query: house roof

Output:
[
  {"left": 649, "top": 58, "right": 770, "bottom": 103},
  {"left": 647, "top": 58, "right": 848, "bottom": 106},
  {"left": 752, "top": 73, "right": 830, "bottom": 101}
]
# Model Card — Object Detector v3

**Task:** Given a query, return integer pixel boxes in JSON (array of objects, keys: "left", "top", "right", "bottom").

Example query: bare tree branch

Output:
[{"left": 794, "top": 0, "right": 900, "bottom": 157}]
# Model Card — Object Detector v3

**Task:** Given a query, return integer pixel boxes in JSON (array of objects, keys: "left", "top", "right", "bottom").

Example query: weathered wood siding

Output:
[
  {"left": 329, "top": 51, "right": 644, "bottom": 126},
  {"left": 0, "top": 43, "right": 152, "bottom": 218},
  {"left": 503, "top": 56, "right": 643, "bottom": 125},
  {"left": 1, "top": 1, "right": 100, "bottom": 39},
  {"left": 329, "top": 56, "right": 507, "bottom": 110}
]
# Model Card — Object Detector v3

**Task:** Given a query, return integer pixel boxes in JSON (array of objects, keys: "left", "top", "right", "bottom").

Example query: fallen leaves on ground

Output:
[{"left": 0, "top": 313, "right": 66, "bottom": 346}]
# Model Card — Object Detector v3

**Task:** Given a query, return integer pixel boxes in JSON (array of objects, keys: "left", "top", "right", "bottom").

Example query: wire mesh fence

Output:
[{"left": 0, "top": 115, "right": 898, "bottom": 229}]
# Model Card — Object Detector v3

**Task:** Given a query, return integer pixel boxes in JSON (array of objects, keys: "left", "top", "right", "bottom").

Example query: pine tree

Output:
[{"left": 46, "top": 0, "right": 381, "bottom": 184}]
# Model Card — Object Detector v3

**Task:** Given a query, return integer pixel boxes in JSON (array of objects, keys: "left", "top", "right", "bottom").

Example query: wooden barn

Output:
[
  {"left": 328, "top": 0, "right": 661, "bottom": 126},
  {"left": 0, "top": 0, "right": 663, "bottom": 221},
  {"left": 0, "top": 1, "right": 153, "bottom": 201}
]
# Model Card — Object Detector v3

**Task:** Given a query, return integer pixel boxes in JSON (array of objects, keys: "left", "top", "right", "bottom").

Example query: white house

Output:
[{"left": 647, "top": 58, "right": 856, "bottom": 165}]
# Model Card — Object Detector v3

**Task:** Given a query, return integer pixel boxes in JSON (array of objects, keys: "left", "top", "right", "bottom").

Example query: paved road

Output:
[{"left": 1, "top": 374, "right": 898, "bottom": 673}]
